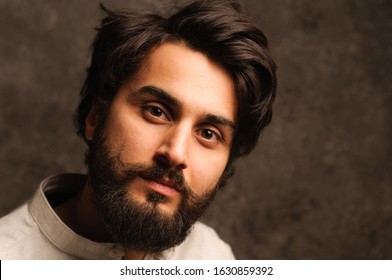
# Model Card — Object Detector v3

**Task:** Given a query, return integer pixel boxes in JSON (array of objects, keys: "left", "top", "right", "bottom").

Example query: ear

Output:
[{"left": 85, "top": 106, "right": 99, "bottom": 141}]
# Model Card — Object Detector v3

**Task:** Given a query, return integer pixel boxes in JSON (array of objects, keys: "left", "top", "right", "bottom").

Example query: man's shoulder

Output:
[
  {"left": 0, "top": 203, "right": 34, "bottom": 238},
  {"left": 0, "top": 203, "right": 39, "bottom": 258},
  {"left": 0, "top": 202, "right": 73, "bottom": 260},
  {"left": 163, "top": 222, "right": 235, "bottom": 260}
]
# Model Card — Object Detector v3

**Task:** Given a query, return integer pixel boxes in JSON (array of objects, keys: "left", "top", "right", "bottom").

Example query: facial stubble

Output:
[{"left": 87, "top": 127, "right": 225, "bottom": 254}]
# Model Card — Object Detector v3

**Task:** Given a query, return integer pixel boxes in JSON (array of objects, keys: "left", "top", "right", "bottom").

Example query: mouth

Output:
[{"left": 140, "top": 175, "right": 181, "bottom": 197}]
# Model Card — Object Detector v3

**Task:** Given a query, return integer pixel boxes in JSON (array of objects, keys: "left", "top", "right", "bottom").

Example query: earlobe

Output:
[{"left": 85, "top": 107, "right": 98, "bottom": 141}]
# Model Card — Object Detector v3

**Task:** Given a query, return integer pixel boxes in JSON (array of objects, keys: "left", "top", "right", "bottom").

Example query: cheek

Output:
[
  {"left": 188, "top": 150, "right": 229, "bottom": 194},
  {"left": 102, "top": 111, "right": 161, "bottom": 161}
]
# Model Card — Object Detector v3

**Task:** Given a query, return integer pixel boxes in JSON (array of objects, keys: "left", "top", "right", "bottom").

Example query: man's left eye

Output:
[
  {"left": 199, "top": 128, "right": 222, "bottom": 144},
  {"left": 201, "top": 129, "right": 214, "bottom": 140}
]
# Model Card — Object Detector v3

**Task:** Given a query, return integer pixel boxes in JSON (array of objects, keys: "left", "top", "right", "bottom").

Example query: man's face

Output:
[{"left": 85, "top": 42, "right": 237, "bottom": 252}]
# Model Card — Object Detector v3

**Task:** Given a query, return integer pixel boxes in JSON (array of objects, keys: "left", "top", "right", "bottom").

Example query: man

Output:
[{"left": 0, "top": 0, "right": 276, "bottom": 259}]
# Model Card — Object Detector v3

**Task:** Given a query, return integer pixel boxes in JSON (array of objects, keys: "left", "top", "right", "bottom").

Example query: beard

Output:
[{"left": 87, "top": 127, "right": 226, "bottom": 255}]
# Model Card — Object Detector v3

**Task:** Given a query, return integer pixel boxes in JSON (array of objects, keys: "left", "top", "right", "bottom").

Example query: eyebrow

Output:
[
  {"left": 135, "top": 85, "right": 236, "bottom": 132},
  {"left": 203, "top": 113, "right": 236, "bottom": 133},
  {"left": 135, "top": 85, "right": 181, "bottom": 108}
]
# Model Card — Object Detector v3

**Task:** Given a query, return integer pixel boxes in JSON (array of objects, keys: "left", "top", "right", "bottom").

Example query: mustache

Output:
[{"left": 117, "top": 159, "right": 188, "bottom": 193}]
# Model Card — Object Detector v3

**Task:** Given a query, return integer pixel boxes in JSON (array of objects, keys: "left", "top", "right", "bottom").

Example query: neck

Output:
[
  {"left": 54, "top": 176, "right": 147, "bottom": 259},
  {"left": 54, "top": 177, "right": 113, "bottom": 243},
  {"left": 123, "top": 248, "right": 146, "bottom": 260}
]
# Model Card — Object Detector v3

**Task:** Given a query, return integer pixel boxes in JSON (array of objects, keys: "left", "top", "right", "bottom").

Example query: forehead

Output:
[{"left": 130, "top": 42, "right": 237, "bottom": 123}]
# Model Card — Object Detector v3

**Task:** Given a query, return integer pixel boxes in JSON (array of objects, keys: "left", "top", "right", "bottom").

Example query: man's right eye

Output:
[
  {"left": 148, "top": 106, "right": 164, "bottom": 117},
  {"left": 142, "top": 105, "right": 170, "bottom": 123}
]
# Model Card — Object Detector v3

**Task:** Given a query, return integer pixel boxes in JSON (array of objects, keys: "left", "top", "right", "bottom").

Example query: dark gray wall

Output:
[{"left": 1, "top": 0, "right": 391, "bottom": 259}]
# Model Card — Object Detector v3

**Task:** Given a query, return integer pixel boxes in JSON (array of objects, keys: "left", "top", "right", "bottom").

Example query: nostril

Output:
[
  {"left": 154, "top": 150, "right": 187, "bottom": 170},
  {"left": 154, "top": 153, "right": 171, "bottom": 167}
]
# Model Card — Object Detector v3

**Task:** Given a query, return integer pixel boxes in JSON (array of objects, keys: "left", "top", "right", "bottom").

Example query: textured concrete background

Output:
[{"left": 0, "top": 0, "right": 391, "bottom": 259}]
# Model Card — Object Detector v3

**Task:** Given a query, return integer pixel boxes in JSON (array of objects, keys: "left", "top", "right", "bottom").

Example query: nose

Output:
[{"left": 154, "top": 124, "right": 189, "bottom": 170}]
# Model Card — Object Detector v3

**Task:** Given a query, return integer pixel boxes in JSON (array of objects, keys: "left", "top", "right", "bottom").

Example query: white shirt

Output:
[{"left": 0, "top": 174, "right": 235, "bottom": 260}]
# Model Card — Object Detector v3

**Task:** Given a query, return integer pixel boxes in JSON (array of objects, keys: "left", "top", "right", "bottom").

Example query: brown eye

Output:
[
  {"left": 196, "top": 127, "right": 223, "bottom": 148},
  {"left": 142, "top": 104, "right": 170, "bottom": 123},
  {"left": 201, "top": 129, "right": 214, "bottom": 140},
  {"left": 149, "top": 106, "right": 163, "bottom": 117}
]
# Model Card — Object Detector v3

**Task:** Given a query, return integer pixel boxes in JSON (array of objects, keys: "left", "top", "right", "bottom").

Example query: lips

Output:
[
  {"left": 140, "top": 175, "right": 181, "bottom": 197},
  {"left": 153, "top": 177, "right": 181, "bottom": 192}
]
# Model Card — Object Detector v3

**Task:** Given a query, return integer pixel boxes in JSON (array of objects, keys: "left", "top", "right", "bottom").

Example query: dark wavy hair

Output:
[{"left": 75, "top": 0, "right": 277, "bottom": 164}]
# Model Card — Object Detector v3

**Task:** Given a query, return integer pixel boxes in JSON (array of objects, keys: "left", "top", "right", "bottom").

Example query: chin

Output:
[{"left": 131, "top": 191, "right": 180, "bottom": 216}]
